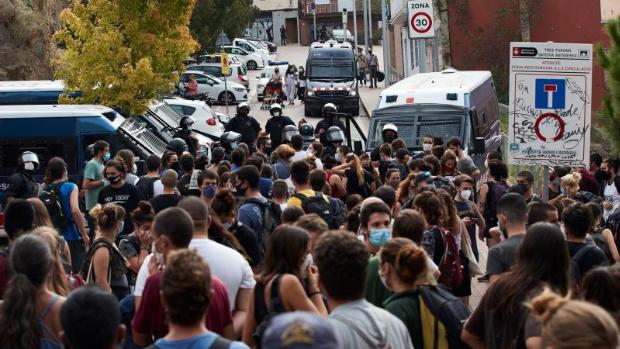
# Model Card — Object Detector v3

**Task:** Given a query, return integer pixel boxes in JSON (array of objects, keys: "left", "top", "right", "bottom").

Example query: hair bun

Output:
[
  {"left": 137, "top": 201, "right": 154, "bottom": 214},
  {"left": 528, "top": 288, "right": 569, "bottom": 324}
]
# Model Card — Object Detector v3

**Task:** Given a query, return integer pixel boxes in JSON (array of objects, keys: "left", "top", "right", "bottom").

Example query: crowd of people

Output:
[{"left": 1, "top": 102, "right": 619, "bottom": 349}]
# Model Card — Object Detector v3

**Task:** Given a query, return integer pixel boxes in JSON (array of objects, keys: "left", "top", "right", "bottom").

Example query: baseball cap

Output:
[{"left": 262, "top": 312, "right": 340, "bottom": 349}]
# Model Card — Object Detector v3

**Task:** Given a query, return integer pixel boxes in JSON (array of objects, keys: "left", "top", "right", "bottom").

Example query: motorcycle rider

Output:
[
  {"left": 315, "top": 103, "right": 346, "bottom": 146},
  {"left": 225, "top": 102, "right": 261, "bottom": 152},
  {"left": 5, "top": 151, "right": 40, "bottom": 202},
  {"left": 173, "top": 116, "right": 200, "bottom": 156},
  {"left": 264, "top": 103, "right": 294, "bottom": 148}
]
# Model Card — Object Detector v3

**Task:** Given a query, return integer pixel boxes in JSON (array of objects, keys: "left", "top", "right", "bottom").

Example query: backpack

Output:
[
  {"left": 432, "top": 226, "right": 464, "bottom": 290},
  {"left": 591, "top": 227, "right": 613, "bottom": 261},
  {"left": 146, "top": 336, "right": 233, "bottom": 349},
  {"left": 244, "top": 198, "right": 282, "bottom": 243},
  {"left": 135, "top": 176, "right": 159, "bottom": 201},
  {"left": 418, "top": 285, "right": 471, "bottom": 349},
  {"left": 570, "top": 244, "right": 598, "bottom": 288},
  {"left": 574, "top": 190, "right": 604, "bottom": 205},
  {"left": 39, "top": 182, "right": 72, "bottom": 233},
  {"left": 292, "top": 192, "right": 344, "bottom": 229},
  {"left": 253, "top": 274, "right": 285, "bottom": 349},
  {"left": 482, "top": 180, "right": 509, "bottom": 235}
]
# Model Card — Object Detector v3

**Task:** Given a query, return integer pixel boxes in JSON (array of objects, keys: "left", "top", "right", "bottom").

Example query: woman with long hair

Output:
[
  {"left": 585, "top": 202, "right": 620, "bottom": 262},
  {"left": 114, "top": 149, "right": 139, "bottom": 185},
  {"left": 580, "top": 267, "right": 620, "bottom": 327},
  {"left": 28, "top": 197, "right": 72, "bottom": 273},
  {"left": 0, "top": 234, "right": 65, "bottom": 349},
  {"left": 118, "top": 201, "right": 154, "bottom": 284},
  {"left": 440, "top": 150, "right": 459, "bottom": 179},
  {"left": 31, "top": 226, "right": 70, "bottom": 296},
  {"left": 332, "top": 153, "right": 376, "bottom": 198},
  {"left": 83, "top": 203, "right": 130, "bottom": 300},
  {"left": 462, "top": 222, "right": 571, "bottom": 349},
  {"left": 242, "top": 225, "right": 328, "bottom": 347}
]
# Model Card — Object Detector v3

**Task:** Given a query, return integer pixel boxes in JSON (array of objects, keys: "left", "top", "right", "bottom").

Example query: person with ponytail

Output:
[
  {"left": 379, "top": 238, "right": 429, "bottom": 349},
  {"left": 332, "top": 153, "right": 375, "bottom": 198},
  {"left": 32, "top": 227, "right": 70, "bottom": 296},
  {"left": 118, "top": 201, "right": 154, "bottom": 287},
  {"left": 0, "top": 234, "right": 65, "bottom": 349},
  {"left": 528, "top": 288, "right": 619, "bottom": 349},
  {"left": 83, "top": 203, "right": 130, "bottom": 300}
]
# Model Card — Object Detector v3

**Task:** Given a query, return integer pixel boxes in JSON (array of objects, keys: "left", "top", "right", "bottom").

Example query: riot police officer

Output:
[
  {"left": 173, "top": 116, "right": 200, "bottom": 156},
  {"left": 322, "top": 126, "right": 345, "bottom": 159},
  {"left": 5, "top": 151, "right": 40, "bottom": 202},
  {"left": 225, "top": 102, "right": 261, "bottom": 151},
  {"left": 299, "top": 123, "right": 315, "bottom": 149},
  {"left": 315, "top": 103, "right": 345, "bottom": 146},
  {"left": 264, "top": 103, "right": 294, "bottom": 148}
]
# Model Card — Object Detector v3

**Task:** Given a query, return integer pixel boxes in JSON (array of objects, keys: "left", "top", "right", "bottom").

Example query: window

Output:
[
  {"left": 179, "top": 74, "right": 189, "bottom": 83},
  {"left": 0, "top": 137, "right": 77, "bottom": 176},
  {"left": 182, "top": 106, "right": 196, "bottom": 115},
  {"left": 195, "top": 76, "right": 209, "bottom": 84}
]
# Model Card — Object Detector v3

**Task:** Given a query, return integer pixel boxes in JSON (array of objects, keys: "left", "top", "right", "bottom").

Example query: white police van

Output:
[{"left": 367, "top": 68, "right": 502, "bottom": 165}]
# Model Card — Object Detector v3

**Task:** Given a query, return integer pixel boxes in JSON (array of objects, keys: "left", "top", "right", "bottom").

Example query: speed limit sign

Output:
[{"left": 408, "top": 0, "right": 434, "bottom": 39}]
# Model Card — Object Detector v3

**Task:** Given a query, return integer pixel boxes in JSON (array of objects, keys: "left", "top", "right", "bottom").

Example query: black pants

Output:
[
  {"left": 369, "top": 65, "right": 378, "bottom": 87},
  {"left": 67, "top": 239, "right": 85, "bottom": 274},
  {"left": 298, "top": 86, "right": 305, "bottom": 101}
]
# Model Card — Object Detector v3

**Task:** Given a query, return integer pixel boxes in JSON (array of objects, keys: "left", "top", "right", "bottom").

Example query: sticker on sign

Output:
[
  {"left": 507, "top": 42, "right": 593, "bottom": 167},
  {"left": 408, "top": 0, "right": 434, "bottom": 39}
]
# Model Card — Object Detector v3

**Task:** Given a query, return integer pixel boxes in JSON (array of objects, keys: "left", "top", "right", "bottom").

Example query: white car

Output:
[
  {"left": 163, "top": 97, "right": 226, "bottom": 138},
  {"left": 256, "top": 63, "right": 289, "bottom": 101},
  {"left": 179, "top": 71, "right": 248, "bottom": 104},
  {"left": 233, "top": 38, "right": 271, "bottom": 58},
  {"left": 222, "top": 46, "right": 265, "bottom": 70},
  {"left": 186, "top": 62, "right": 249, "bottom": 88}
]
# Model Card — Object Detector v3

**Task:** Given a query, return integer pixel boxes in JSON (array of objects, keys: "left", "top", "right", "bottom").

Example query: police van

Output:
[
  {"left": 305, "top": 40, "right": 359, "bottom": 117},
  {"left": 367, "top": 69, "right": 502, "bottom": 166},
  {"left": 0, "top": 105, "right": 168, "bottom": 205},
  {"left": 0, "top": 80, "right": 66, "bottom": 105}
]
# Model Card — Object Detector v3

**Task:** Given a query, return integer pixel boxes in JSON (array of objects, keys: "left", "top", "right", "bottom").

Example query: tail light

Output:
[{"left": 207, "top": 118, "right": 217, "bottom": 126}]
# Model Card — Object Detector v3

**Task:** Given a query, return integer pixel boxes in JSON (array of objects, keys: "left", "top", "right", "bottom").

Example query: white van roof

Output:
[
  {"left": 0, "top": 104, "right": 118, "bottom": 119},
  {"left": 0, "top": 80, "right": 64, "bottom": 92},
  {"left": 377, "top": 69, "right": 492, "bottom": 110}
]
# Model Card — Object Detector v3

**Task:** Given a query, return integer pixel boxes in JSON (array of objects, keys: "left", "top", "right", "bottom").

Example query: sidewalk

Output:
[{"left": 357, "top": 45, "right": 387, "bottom": 117}]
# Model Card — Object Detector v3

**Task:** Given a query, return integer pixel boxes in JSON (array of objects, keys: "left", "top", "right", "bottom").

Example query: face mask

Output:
[
  {"left": 223, "top": 222, "right": 233, "bottom": 230},
  {"left": 118, "top": 221, "right": 125, "bottom": 235},
  {"left": 24, "top": 162, "right": 35, "bottom": 171},
  {"left": 202, "top": 184, "right": 217, "bottom": 199},
  {"left": 272, "top": 111, "right": 281, "bottom": 117},
  {"left": 107, "top": 175, "right": 121, "bottom": 184},
  {"left": 379, "top": 270, "right": 392, "bottom": 291},
  {"left": 103, "top": 152, "right": 111, "bottom": 162},
  {"left": 132, "top": 163, "right": 137, "bottom": 174},
  {"left": 460, "top": 189, "right": 472, "bottom": 201},
  {"left": 368, "top": 228, "right": 391, "bottom": 247},
  {"left": 187, "top": 124, "right": 193, "bottom": 131},
  {"left": 301, "top": 253, "right": 313, "bottom": 274},
  {"left": 171, "top": 161, "right": 180, "bottom": 171},
  {"left": 335, "top": 153, "right": 342, "bottom": 163},
  {"left": 152, "top": 241, "right": 164, "bottom": 265},
  {"left": 422, "top": 143, "right": 433, "bottom": 152},
  {"left": 595, "top": 169, "right": 607, "bottom": 182},
  {"left": 384, "top": 135, "right": 396, "bottom": 144},
  {"left": 235, "top": 183, "right": 247, "bottom": 196},
  {"left": 230, "top": 143, "right": 238, "bottom": 150},
  {"left": 603, "top": 171, "right": 612, "bottom": 181}
]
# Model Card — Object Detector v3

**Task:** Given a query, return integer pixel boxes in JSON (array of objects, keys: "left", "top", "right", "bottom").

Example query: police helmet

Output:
[
  {"left": 167, "top": 138, "right": 188, "bottom": 154},
  {"left": 299, "top": 123, "right": 315, "bottom": 143},
  {"left": 270, "top": 103, "right": 282, "bottom": 116},
  {"left": 382, "top": 123, "right": 398, "bottom": 134},
  {"left": 180, "top": 116, "right": 196, "bottom": 129},
  {"left": 20, "top": 151, "right": 40, "bottom": 171},
  {"left": 326, "top": 126, "right": 345, "bottom": 143},
  {"left": 282, "top": 125, "right": 300, "bottom": 142},
  {"left": 322, "top": 103, "right": 338, "bottom": 117},
  {"left": 237, "top": 102, "right": 250, "bottom": 114},
  {"left": 220, "top": 131, "right": 242, "bottom": 145}
]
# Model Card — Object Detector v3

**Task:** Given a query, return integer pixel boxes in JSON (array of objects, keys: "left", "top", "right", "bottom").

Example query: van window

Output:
[
  {"left": 0, "top": 137, "right": 77, "bottom": 177},
  {"left": 310, "top": 49, "right": 353, "bottom": 59}
]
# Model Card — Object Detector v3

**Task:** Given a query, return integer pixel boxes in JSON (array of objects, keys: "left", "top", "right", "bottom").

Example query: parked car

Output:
[
  {"left": 233, "top": 38, "right": 271, "bottom": 57},
  {"left": 222, "top": 46, "right": 266, "bottom": 70},
  {"left": 244, "top": 37, "right": 277, "bottom": 52},
  {"left": 186, "top": 62, "right": 249, "bottom": 88},
  {"left": 163, "top": 97, "right": 226, "bottom": 137},
  {"left": 198, "top": 53, "right": 243, "bottom": 65},
  {"left": 179, "top": 71, "right": 248, "bottom": 104},
  {"left": 256, "top": 62, "right": 289, "bottom": 101},
  {"left": 331, "top": 29, "right": 355, "bottom": 45}
]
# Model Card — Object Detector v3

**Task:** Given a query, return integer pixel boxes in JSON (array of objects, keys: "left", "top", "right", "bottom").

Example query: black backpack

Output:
[
  {"left": 482, "top": 180, "right": 509, "bottom": 236},
  {"left": 418, "top": 285, "right": 471, "bottom": 349},
  {"left": 135, "top": 176, "right": 159, "bottom": 201},
  {"left": 292, "top": 192, "right": 344, "bottom": 229},
  {"left": 39, "top": 182, "right": 72, "bottom": 233},
  {"left": 570, "top": 244, "right": 599, "bottom": 288},
  {"left": 591, "top": 227, "right": 613, "bottom": 261}
]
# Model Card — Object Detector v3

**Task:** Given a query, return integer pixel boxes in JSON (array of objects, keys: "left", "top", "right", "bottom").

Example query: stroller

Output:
[{"left": 261, "top": 81, "right": 286, "bottom": 110}]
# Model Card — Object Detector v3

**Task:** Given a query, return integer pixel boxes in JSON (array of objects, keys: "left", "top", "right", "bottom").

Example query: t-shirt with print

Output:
[
  {"left": 189, "top": 238, "right": 256, "bottom": 311},
  {"left": 97, "top": 183, "right": 139, "bottom": 236},
  {"left": 84, "top": 158, "right": 105, "bottom": 210},
  {"left": 486, "top": 234, "right": 525, "bottom": 277},
  {"left": 154, "top": 332, "right": 248, "bottom": 349},
  {"left": 132, "top": 272, "right": 232, "bottom": 339}
]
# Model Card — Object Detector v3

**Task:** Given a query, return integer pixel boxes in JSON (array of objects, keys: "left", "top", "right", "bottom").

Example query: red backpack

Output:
[{"left": 436, "top": 227, "right": 464, "bottom": 290}]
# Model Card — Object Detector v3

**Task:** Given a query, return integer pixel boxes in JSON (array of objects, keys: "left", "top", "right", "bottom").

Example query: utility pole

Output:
[
  {"left": 368, "top": 0, "right": 373, "bottom": 46},
  {"left": 352, "top": 0, "right": 358, "bottom": 49},
  {"left": 381, "top": 0, "right": 389, "bottom": 86},
  {"left": 362, "top": 0, "right": 368, "bottom": 50},
  {"left": 312, "top": 2, "right": 317, "bottom": 41}
]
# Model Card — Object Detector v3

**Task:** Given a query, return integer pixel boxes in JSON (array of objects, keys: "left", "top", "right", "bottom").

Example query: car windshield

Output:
[{"left": 309, "top": 63, "right": 354, "bottom": 79}]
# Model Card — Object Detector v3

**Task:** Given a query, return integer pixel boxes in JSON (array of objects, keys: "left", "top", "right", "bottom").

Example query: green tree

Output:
[
  {"left": 597, "top": 17, "right": 620, "bottom": 155},
  {"left": 53, "top": 0, "right": 199, "bottom": 116},
  {"left": 190, "top": 0, "right": 259, "bottom": 52}
]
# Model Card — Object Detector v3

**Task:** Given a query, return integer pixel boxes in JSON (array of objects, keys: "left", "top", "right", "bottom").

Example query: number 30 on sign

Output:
[{"left": 408, "top": 0, "right": 434, "bottom": 39}]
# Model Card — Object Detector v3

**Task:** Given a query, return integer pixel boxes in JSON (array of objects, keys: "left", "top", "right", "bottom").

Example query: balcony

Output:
[{"left": 301, "top": 1, "right": 339, "bottom": 15}]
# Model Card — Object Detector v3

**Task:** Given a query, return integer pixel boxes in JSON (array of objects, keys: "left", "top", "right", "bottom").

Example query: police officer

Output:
[
  {"left": 370, "top": 123, "right": 398, "bottom": 164},
  {"left": 315, "top": 103, "right": 346, "bottom": 146},
  {"left": 5, "top": 151, "right": 40, "bottom": 202},
  {"left": 322, "top": 126, "right": 345, "bottom": 159},
  {"left": 225, "top": 102, "right": 261, "bottom": 151},
  {"left": 173, "top": 116, "right": 199, "bottom": 156},
  {"left": 299, "top": 123, "right": 315, "bottom": 149},
  {"left": 167, "top": 138, "right": 188, "bottom": 159},
  {"left": 264, "top": 103, "right": 294, "bottom": 148},
  {"left": 281, "top": 125, "right": 300, "bottom": 146},
  {"left": 218, "top": 131, "right": 242, "bottom": 158}
]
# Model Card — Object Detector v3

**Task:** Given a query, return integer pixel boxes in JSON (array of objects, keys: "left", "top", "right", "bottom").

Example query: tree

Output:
[
  {"left": 53, "top": 0, "right": 199, "bottom": 116},
  {"left": 597, "top": 18, "right": 620, "bottom": 155},
  {"left": 190, "top": 0, "right": 259, "bottom": 52}
]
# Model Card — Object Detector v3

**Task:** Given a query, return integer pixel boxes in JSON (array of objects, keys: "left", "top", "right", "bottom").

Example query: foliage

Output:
[
  {"left": 53, "top": 0, "right": 199, "bottom": 116},
  {"left": 190, "top": 0, "right": 260, "bottom": 52},
  {"left": 597, "top": 17, "right": 620, "bottom": 156}
]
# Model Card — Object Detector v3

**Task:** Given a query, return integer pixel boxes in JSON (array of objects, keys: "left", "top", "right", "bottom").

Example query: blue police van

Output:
[{"left": 0, "top": 80, "right": 66, "bottom": 105}]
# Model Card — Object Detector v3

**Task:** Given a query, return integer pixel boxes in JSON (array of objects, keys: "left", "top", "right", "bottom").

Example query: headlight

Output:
[
  {"left": 349, "top": 90, "right": 357, "bottom": 96},
  {"left": 234, "top": 87, "right": 245, "bottom": 92},
  {"left": 307, "top": 90, "right": 314, "bottom": 96}
]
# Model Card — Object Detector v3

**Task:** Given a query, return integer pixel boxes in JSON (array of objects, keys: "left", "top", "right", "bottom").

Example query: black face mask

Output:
[
  {"left": 171, "top": 161, "right": 180, "bottom": 172},
  {"left": 264, "top": 146, "right": 272, "bottom": 154},
  {"left": 235, "top": 182, "right": 247, "bottom": 196},
  {"left": 107, "top": 175, "right": 121, "bottom": 184}
]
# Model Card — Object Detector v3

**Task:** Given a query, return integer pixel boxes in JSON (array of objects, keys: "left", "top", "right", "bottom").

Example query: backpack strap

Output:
[
  {"left": 268, "top": 274, "right": 285, "bottom": 313},
  {"left": 210, "top": 335, "right": 232, "bottom": 349}
]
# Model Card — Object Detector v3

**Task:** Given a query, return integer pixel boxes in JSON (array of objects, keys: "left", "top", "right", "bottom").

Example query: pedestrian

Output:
[
  {"left": 332, "top": 153, "right": 375, "bottom": 198},
  {"left": 135, "top": 154, "right": 161, "bottom": 201},
  {"left": 5, "top": 151, "right": 40, "bottom": 201},
  {"left": 83, "top": 140, "right": 109, "bottom": 240},
  {"left": 41, "top": 157, "right": 90, "bottom": 274},
  {"left": 0, "top": 199, "right": 35, "bottom": 297},
  {"left": 83, "top": 203, "right": 129, "bottom": 300},
  {"left": 31, "top": 226, "right": 70, "bottom": 296},
  {"left": 280, "top": 25, "right": 287, "bottom": 45},
  {"left": 150, "top": 169, "right": 182, "bottom": 213},
  {"left": 114, "top": 149, "right": 139, "bottom": 186},
  {"left": 315, "top": 103, "right": 345, "bottom": 147},
  {"left": 366, "top": 48, "right": 379, "bottom": 88},
  {"left": 97, "top": 158, "right": 139, "bottom": 238},
  {"left": 478, "top": 159, "right": 510, "bottom": 247},
  {"left": 177, "top": 153, "right": 202, "bottom": 197},
  {"left": 242, "top": 225, "right": 328, "bottom": 347},
  {"left": 599, "top": 159, "right": 620, "bottom": 221},
  {"left": 297, "top": 65, "right": 306, "bottom": 101},
  {"left": 585, "top": 202, "right": 620, "bottom": 263},
  {"left": 314, "top": 231, "right": 413, "bottom": 349},
  {"left": 0, "top": 234, "right": 65, "bottom": 349},
  {"left": 285, "top": 65, "right": 296, "bottom": 105},
  {"left": 264, "top": 103, "right": 295, "bottom": 149},
  {"left": 118, "top": 202, "right": 154, "bottom": 282},
  {"left": 453, "top": 175, "right": 485, "bottom": 262}
]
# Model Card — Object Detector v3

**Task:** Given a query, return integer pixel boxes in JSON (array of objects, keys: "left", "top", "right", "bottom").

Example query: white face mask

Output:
[
  {"left": 132, "top": 163, "right": 137, "bottom": 174},
  {"left": 335, "top": 153, "right": 342, "bottom": 163},
  {"left": 378, "top": 266, "right": 392, "bottom": 291},
  {"left": 422, "top": 143, "right": 433, "bottom": 152},
  {"left": 460, "top": 189, "right": 472, "bottom": 201},
  {"left": 24, "top": 162, "right": 35, "bottom": 171},
  {"left": 152, "top": 241, "right": 164, "bottom": 265},
  {"left": 301, "top": 253, "right": 313, "bottom": 273}
]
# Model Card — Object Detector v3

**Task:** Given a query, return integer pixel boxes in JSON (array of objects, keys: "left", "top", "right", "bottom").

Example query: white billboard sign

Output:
[{"left": 508, "top": 42, "right": 593, "bottom": 167}]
